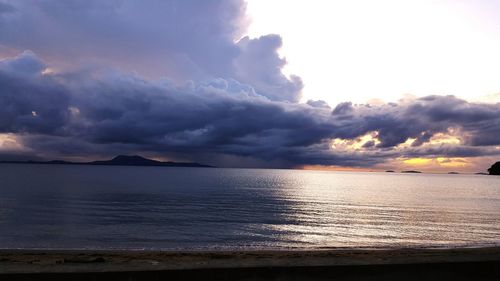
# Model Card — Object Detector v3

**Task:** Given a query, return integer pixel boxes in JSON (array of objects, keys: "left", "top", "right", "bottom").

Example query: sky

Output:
[
  {"left": 0, "top": 0, "right": 499, "bottom": 172},
  {"left": 246, "top": 0, "right": 500, "bottom": 106}
]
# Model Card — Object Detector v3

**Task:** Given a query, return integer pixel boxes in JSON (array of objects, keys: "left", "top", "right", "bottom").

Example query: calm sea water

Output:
[{"left": 0, "top": 164, "right": 499, "bottom": 250}]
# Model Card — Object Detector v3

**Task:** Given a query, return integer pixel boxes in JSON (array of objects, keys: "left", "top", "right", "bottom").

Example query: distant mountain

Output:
[
  {"left": 89, "top": 155, "right": 213, "bottom": 167},
  {"left": 0, "top": 155, "right": 213, "bottom": 168},
  {"left": 488, "top": 162, "right": 500, "bottom": 175},
  {"left": 401, "top": 170, "right": 422, "bottom": 173}
]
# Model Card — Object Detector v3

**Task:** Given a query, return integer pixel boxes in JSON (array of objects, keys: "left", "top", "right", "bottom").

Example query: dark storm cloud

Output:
[
  {"left": 0, "top": 50, "right": 45, "bottom": 75},
  {"left": 0, "top": 0, "right": 243, "bottom": 77},
  {"left": 0, "top": 1, "right": 498, "bottom": 167},
  {"left": 332, "top": 102, "right": 353, "bottom": 115},
  {"left": 307, "top": 100, "right": 331, "bottom": 109},
  {"left": 1, "top": 52, "right": 500, "bottom": 167},
  {"left": 327, "top": 96, "right": 500, "bottom": 149},
  {"left": 235, "top": 35, "right": 303, "bottom": 102},
  {"left": 0, "top": 2, "right": 15, "bottom": 14},
  {"left": 0, "top": 0, "right": 302, "bottom": 102},
  {"left": 0, "top": 52, "right": 70, "bottom": 135},
  {"left": 401, "top": 145, "right": 500, "bottom": 159}
]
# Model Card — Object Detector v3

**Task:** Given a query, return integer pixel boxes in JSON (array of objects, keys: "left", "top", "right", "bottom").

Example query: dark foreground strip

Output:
[{"left": 1, "top": 261, "right": 499, "bottom": 281}]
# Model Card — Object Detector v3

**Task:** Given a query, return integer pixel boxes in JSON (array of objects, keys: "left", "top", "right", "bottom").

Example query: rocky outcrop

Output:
[{"left": 488, "top": 162, "right": 500, "bottom": 175}]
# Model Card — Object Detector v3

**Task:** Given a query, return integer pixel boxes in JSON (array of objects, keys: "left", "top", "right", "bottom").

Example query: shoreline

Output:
[{"left": 1, "top": 246, "right": 499, "bottom": 274}]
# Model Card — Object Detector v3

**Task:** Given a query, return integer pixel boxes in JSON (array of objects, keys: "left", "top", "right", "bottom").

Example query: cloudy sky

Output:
[{"left": 0, "top": 0, "right": 499, "bottom": 172}]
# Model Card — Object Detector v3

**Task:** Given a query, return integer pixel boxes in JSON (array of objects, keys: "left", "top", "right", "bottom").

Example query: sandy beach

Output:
[{"left": 1, "top": 247, "right": 499, "bottom": 280}]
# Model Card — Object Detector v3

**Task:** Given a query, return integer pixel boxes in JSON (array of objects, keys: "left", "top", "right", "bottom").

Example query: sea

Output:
[{"left": 0, "top": 164, "right": 499, "bottom": 250}]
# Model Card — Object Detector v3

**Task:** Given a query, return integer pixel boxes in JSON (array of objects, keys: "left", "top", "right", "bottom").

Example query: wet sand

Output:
[{"left": 1, "top": 247, "right": 499, "bottom": 280}]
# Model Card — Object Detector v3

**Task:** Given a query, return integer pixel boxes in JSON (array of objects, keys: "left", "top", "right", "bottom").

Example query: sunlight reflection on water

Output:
[{"left": 0, "top": 164, "right": 499, "bottom": 250}]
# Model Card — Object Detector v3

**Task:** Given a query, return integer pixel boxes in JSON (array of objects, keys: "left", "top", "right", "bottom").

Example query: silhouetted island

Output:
[
  {"left": 385, "top": 170, "right": 395, "bottom": 173},
  {"left": 488, "top": 162, "right": 500, "bottom": 175},
  {"left": 401, "top": 170, "right": 422, "bottom": 174},
  {"left": 475, "top": 172, "right": 488, "bottom": 175},
  {"left": 448, "top": 172, "right": 459, "bottom": 174},
  {"left": 0, "top": 155, "right": 213, "bottom": 168}
]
